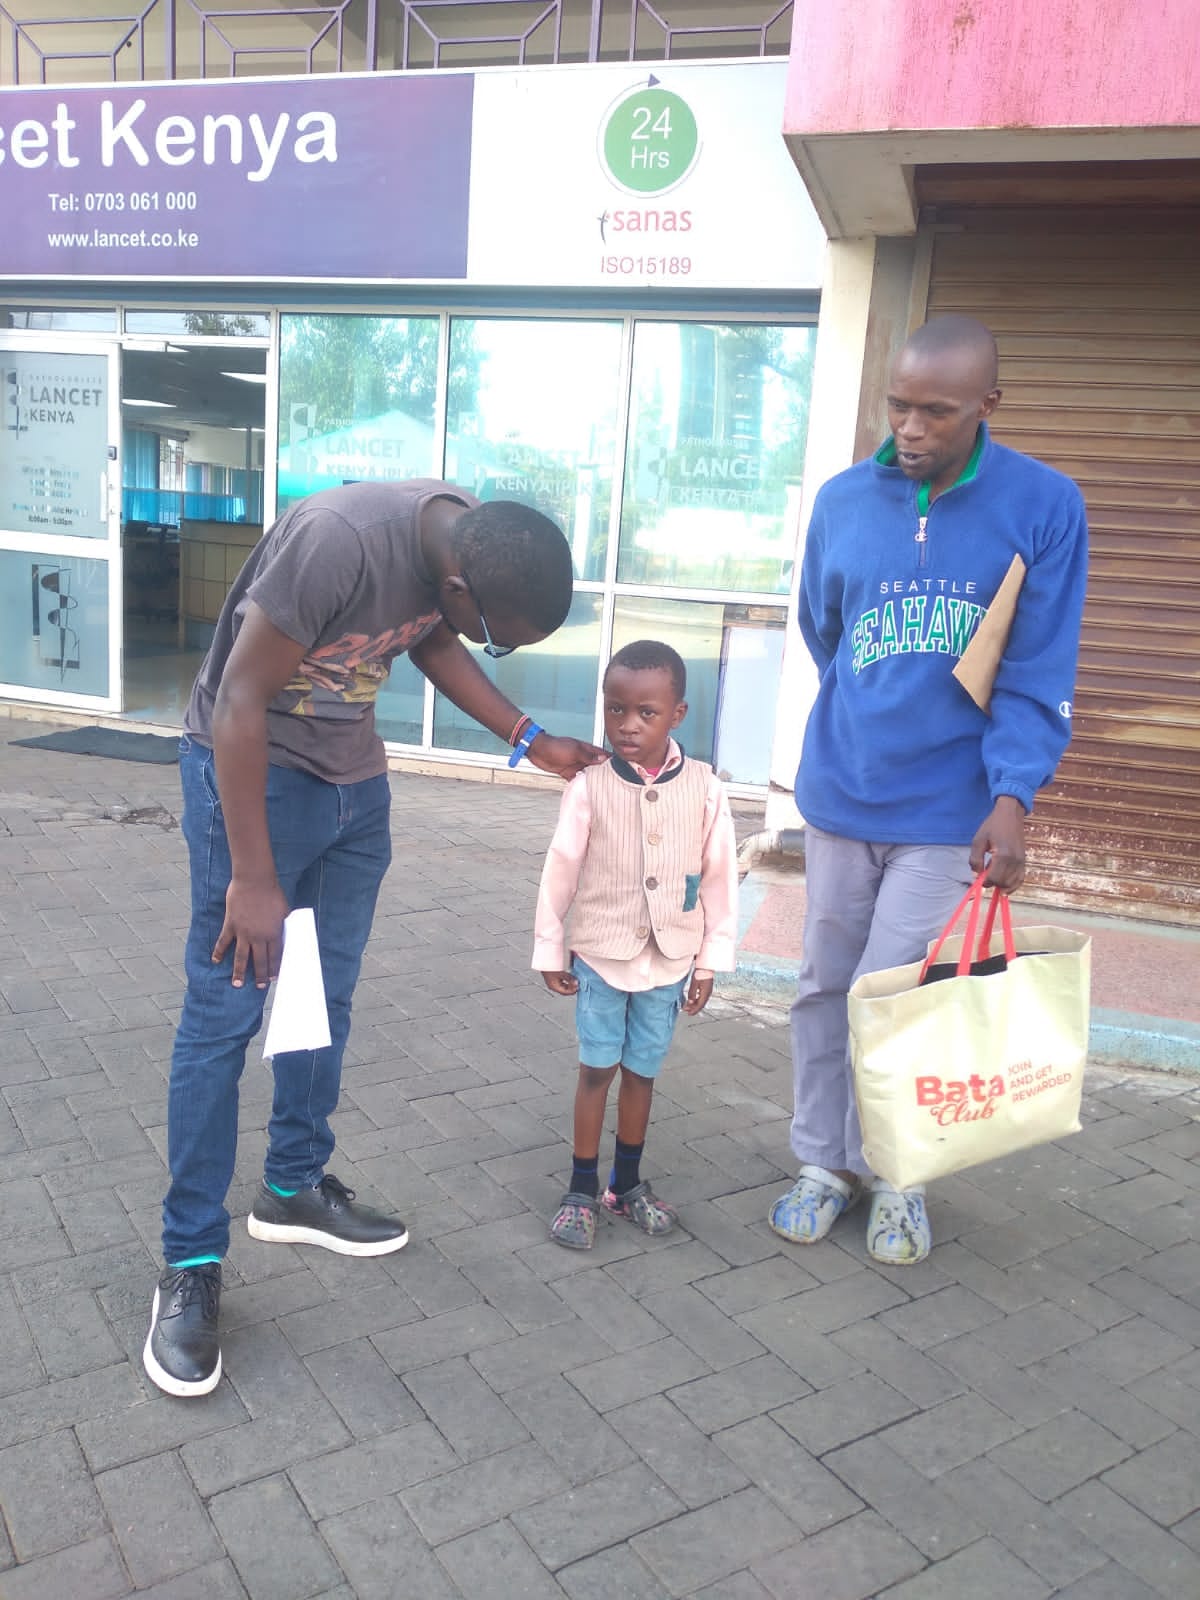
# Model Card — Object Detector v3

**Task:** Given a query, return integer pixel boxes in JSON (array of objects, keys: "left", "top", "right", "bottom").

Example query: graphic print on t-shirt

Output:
[{"left": 280, "top": 612, "right": 441, "bottom": 718}]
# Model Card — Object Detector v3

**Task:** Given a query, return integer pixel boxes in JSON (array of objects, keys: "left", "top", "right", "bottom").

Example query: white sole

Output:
[
  {"left": 866, "top": 1250, "right": 930, "bottom": 1267},
  {"left": 768, "top": 1218, "right": 828, "bottom": 1245},
  {"left": 246, "top": 1215, "right": 409, "bottom": 1256},
  {"left": 142, "top": 1287, "right": 222, "bottom": 1397}
]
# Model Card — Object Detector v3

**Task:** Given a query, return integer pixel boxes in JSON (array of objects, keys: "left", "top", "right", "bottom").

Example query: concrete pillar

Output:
[{"left": 765, "top": 233, "right": 925, "bottom": 830}]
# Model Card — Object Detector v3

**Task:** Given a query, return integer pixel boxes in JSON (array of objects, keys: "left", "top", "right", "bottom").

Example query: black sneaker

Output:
[
  {"left": 247, "top": 1174, "right": 409, "bottom": 1256},
  {"left": 142, "top": 1262, "right": 222, "bottom": 1397}
]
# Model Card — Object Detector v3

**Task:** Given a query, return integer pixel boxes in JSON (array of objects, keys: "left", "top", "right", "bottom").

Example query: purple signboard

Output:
[{"left": 0, "top": 73, "right": 473, "bottom": 281}]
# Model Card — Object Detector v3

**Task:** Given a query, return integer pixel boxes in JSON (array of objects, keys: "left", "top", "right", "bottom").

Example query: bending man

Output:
[{"left": 145, "top": 479, "right": 602, "bottom": 1396}]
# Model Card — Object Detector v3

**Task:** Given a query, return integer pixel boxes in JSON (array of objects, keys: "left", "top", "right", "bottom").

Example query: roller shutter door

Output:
[{"left": 926, "top": 212, "right": 1200, "bottom": 923}]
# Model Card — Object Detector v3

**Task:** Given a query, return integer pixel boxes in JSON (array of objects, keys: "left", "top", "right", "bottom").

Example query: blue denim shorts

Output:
[{"left": 573, "top": 956, "right": 687, "bottom": 1079}]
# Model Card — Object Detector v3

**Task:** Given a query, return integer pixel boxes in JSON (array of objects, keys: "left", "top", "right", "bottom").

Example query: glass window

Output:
[
  {"left": 0, "top": 551, "right": 109, "bottom": 697},
  {"left": 444, "top": 318, "right": 622, "bottom": 582},
  {"left": 612, "top": 596, "right": 785, "bottom": 785},
  {"left": 0, "top": 305, "right": 117, "bottom": 332},
  {"left": 618, "top": 321, "right": 816, "bottom": 594},
  {"left": 124, "top": 311, "right": 270, "bottom": 338},
  {"left": 277, "top": 313, "right": 440, "bottom": 511},
  {"left": 432, "top": 591, "right": 604, "bottom": 756},
  {"left": 375, "top": 653, "right": 427, "bottom": 747},
  {"left": 0, "top": 348, "right": 112, "bottom": 540}
]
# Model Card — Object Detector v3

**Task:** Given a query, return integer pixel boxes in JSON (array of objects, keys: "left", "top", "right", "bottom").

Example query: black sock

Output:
[
  {"left": 570, "top": 1154, "right": 599, "bottom": 1198},
  {"left": 613, "top": 1138, "right": 644, "bottom": 1196}
]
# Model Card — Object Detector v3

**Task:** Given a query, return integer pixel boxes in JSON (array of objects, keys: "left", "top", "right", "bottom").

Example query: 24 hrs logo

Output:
[{"left": 598, "top": 75, "right": 699, "bottom": 197}]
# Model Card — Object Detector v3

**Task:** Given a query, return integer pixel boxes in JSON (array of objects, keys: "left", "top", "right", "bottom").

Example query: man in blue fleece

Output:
[{"left": 769, "top": 315, "right": 1088, "bottom": 1266}]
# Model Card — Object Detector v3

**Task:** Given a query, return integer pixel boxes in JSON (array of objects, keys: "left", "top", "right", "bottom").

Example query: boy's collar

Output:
[{"left": 609, "top": 737, "right": 685, "bottom": 787}]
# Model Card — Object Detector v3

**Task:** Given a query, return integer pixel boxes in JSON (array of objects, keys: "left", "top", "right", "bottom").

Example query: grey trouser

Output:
[{"left": 790, "top": 825, "right": 974, "bottom": 1177}]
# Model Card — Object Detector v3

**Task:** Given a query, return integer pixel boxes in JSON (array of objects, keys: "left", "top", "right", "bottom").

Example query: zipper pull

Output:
[{"left": 915, "top": 515, "right": 929, "bottom": 569}]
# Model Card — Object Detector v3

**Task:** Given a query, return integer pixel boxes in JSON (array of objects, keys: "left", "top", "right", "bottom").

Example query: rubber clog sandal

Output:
[
  {"left": 866, "top": 1181, "right": 932, "bottom": 1265},
  {"left": 601, "top": 1180, "right": 678, "bottom": 1236},
  {"left": 769, "top": 1164, "right": 863, "bottom": 1244},
  {"left": 550, "top": 1192, "right": 599, "bottom": 1250}
]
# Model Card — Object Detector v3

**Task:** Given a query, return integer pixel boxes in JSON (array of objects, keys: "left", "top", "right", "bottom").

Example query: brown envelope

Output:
[{"left": 952, "top": 553, "right": 1027, "bottom": 715}]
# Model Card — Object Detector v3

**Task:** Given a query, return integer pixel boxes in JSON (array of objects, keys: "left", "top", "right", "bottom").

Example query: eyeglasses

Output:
[{"left": 462, "top": 573, "right": 517, "bottom": 659}]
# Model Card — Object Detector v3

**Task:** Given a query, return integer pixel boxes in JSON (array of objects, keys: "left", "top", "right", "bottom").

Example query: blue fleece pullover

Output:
[{"left": 795, "top": 424, "right": 1089, "bottom": 845}]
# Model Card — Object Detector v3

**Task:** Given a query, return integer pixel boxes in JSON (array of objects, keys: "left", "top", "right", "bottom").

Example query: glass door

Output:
[{"left": 0, "top": 335, "right": 122, "bottom": 712}]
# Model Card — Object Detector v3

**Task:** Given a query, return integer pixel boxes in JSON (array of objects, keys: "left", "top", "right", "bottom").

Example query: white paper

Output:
[{"left": 262, "top": 908, "right": 331, "bottom": 1059}]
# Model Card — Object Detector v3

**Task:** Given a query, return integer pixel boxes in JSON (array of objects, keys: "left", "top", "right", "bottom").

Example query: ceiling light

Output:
[
  {"left": 123, "top": 398, "right": 176, "bottom": 407},
  {"left": 221, "top": 371, "right": 267, "bottom": 384}
]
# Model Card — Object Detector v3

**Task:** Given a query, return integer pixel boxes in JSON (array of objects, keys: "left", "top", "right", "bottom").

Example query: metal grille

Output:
[
  {"left": 0, "top": 0, "right": 793, "bottom": 81},
  {"left": 926, "top": 210, "right": 1200, "bottom": 924}
]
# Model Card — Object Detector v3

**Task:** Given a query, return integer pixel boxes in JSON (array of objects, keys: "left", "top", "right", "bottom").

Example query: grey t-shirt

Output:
[{"left": 184, "top": 479, "right": 478, "bottom": 784}]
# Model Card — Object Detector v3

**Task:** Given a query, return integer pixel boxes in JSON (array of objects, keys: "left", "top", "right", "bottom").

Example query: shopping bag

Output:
[{"left": 848, "top": 872, "right": 1091, "bottom": 1189}]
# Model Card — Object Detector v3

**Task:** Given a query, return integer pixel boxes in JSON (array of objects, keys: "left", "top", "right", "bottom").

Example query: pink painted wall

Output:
[{"left": 785, "top": 0, "right": 1200, "bottom": 134}]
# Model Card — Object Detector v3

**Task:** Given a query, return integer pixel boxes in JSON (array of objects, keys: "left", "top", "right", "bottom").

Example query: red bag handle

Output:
[
  {"left": 978, "top": 882, "right": 1017, "bottom": 963},
  {"left": 919, "top": 871, "right": 985, "bottom": 983},
  {"left": 918, "top": 869, "right": 1015, "bottom": 983}
]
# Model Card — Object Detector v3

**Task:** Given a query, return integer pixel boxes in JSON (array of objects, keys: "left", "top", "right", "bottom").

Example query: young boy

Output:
[{"left": 533, "top": 639, "right": 738, "bottom": 1248}]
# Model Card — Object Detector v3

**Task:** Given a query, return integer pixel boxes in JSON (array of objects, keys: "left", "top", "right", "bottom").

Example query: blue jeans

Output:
[{"left": 162, "top": 736, "right": 392, "bottom": 1262}]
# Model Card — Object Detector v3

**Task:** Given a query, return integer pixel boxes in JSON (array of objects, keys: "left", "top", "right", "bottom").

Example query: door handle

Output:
[{"left": 100, "top": 469, "right": 111, "bottom": 525}]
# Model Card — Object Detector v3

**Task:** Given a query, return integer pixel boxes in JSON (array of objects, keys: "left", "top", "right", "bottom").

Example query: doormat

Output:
[{"left": 11, "top": 726, "right": 180, "bottom": 764}]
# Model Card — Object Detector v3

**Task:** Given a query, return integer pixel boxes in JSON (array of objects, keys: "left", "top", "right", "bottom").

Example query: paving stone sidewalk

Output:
[{"left": 1, "top": 721, "right": 1198, "bottom": 1600}]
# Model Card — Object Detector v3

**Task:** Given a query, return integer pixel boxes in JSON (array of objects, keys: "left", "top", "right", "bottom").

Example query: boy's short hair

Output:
[{"left": 605, "top": 639, "right": 686, "bottom": 701}]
